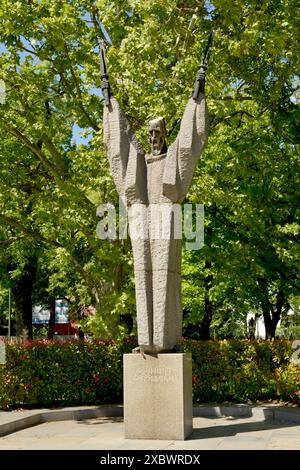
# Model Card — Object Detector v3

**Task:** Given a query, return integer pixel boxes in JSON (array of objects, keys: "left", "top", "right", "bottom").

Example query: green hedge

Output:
[
  {"left": 0, "top": 339, "right": 299, "bottom": 410},
  {"left": 0, "top": 339, "right": 134, "bottom": 410},
  {"left": 185, "top": 339, "right": 300, "bottom": 403}
]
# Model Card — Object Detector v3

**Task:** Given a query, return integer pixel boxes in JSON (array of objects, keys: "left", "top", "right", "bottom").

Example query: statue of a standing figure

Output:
[{"left": 102, "top": 39, "right": 211, "bottom": 354}]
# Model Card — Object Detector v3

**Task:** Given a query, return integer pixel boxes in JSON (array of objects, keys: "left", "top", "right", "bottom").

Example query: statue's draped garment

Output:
[{"left": 104, "top": 94, "right": 208, "bottom": 352}]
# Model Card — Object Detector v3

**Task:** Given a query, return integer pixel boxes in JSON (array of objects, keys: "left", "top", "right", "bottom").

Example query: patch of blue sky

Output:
[
  {"left": 204, "top": 0, "right": 216, "bottom": 20},
  {"left": 89, "top": 85, "right": 102, "bottom": 97},
  {"left": 19, "top": 36, "right": 41, "bottom": 64},
  {"left": 72, "top": 123, "right": 93, "bottom": 146},
  {"left": 1, "top": 36, "right": 40, "bottom": 65},
  {"left": 0, "top": 43, "right": 8, "bottom": 53}
]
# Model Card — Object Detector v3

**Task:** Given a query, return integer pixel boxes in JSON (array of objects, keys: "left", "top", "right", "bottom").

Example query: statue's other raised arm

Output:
[
  {"left": 162, "top": 32, "right": 213, "bottom": 203},
  {"left": 192, "top": 30, "right": 213, "bottom": 101},
  {"left": 162, "top": 93, "right": 208, "bottom": 203}
]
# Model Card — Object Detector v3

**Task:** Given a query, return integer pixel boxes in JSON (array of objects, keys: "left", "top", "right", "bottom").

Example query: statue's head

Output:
[{"left": 148, "top": 117, "right": 167, "bottom": 156}]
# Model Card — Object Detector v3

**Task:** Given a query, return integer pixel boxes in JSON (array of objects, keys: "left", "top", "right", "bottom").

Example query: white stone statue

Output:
[{"left": 102, "top": 47, "right": 209, "bottom": 353}]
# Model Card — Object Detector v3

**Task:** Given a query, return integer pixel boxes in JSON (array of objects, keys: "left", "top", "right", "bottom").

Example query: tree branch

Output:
[
  {"left": 41, "top": 134, "right": 66, "bottom": 176},
  {"left": 0, "top": 119, "right": 64, "bottom": 185},
  {"left": 59, "top": 51, "right": 100, "bottom": 132},
  {"left": 218, "top": 95, "right": 253, "bottom": 101},
  {"left": 0, "top": 213, "right": 61, "bottom": 247},
  {"left": 0, "top": 213, "right": 88, "bottom": 280}
]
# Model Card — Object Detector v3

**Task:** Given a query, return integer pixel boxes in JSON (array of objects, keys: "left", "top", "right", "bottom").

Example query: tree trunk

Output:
[
  {"left": 12, "top": 258, "right": 37, "bottom": 339},
  {"left": 263, "top": 309, "right": 275, "bottom": 340},
  {"left": 47, "top": 297, "right": 56, "bottom": 340},
  {"left": 263, "top": 290, "right": 284, "bottom": 339},
  {"left": 198, "top": 259, "right": 213, "bottom": 340}
]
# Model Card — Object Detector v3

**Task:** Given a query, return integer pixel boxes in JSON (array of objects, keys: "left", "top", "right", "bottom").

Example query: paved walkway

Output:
[{"left": 0, "top": 412, "right": 300, "bottom": 450}]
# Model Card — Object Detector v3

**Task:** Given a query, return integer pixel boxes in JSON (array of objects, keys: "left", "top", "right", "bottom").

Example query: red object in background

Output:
[{"left": 53, "top": 320, "right": 79, "bottom": 336}]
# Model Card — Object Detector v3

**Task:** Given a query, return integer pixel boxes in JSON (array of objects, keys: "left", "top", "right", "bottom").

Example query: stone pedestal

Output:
[{"left": 124, "top": 353, "right": 192, "bottom": 440}]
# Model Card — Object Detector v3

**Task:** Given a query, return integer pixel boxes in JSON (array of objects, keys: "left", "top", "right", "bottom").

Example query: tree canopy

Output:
[{"left": 0, "top": 0, "right": 299, "bottom": 339}]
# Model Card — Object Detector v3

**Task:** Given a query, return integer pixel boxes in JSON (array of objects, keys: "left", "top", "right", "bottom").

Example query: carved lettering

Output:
[{"left": 132, "top": 367, "right": 177, "bottom": 384}]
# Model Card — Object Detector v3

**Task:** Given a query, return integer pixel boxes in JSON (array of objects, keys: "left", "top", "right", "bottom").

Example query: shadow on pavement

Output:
[{"left": 191, "top": 417, "right": 299, "bottom": 440}]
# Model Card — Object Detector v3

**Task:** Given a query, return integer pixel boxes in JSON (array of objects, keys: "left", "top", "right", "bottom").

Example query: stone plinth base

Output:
[{"left": 124, "top": 353, "right": 192, "bottom": 440}]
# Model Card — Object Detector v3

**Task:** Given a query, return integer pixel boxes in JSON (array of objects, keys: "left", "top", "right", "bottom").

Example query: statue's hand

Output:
[
  {"left": 100, "top": 45, "right": 111, "bottom": 106},
  {"left": 192, "top": 64, "right": 206, "bottom": 101},
  {"left": 101, "top": 76, "right": 111, "bottom": 107}
]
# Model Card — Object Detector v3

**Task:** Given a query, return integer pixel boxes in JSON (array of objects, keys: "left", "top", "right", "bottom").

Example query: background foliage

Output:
[{"left": 0, "top": 0, "right": 299, "bottom": 339}]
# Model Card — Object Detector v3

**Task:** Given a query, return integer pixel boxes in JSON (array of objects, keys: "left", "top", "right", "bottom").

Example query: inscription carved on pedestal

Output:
[{"left": 132, "top": 366, "right": 177, "bottom": 384}]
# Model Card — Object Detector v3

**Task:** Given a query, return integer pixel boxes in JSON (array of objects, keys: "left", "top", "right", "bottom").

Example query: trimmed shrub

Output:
[
  {"left": 0, "top": 339, "right": 134, "bottom": 410},
  {"left": 0, "top": 339, "right": 299, "bottom": 409},
  {"left": 184, "top": 339, "right": 300, "bottom": 403}
]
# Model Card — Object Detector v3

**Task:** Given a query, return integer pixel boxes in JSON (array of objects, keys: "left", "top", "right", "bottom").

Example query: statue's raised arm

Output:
[
  {"left": 162, "top": 31, "right": 213, "bottom": 203},
  {"left": 101, "top": 46, "right": 147, "bottom": 205},
  {"left": 192, "top": 30, "right": 213, "bottom": 101}
]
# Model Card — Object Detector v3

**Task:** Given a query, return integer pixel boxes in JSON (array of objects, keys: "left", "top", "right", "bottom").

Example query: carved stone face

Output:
[{"left": 148, "top": 117, "right": 167, "bottom": 156}]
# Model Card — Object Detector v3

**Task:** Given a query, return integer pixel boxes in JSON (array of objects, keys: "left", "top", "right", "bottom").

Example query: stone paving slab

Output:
[
  {"left": 0, "top": 404, "right": 300, "bottom": 448},
  {"left": 0, "top": 415, "right": 300, "bottom": 450},
  {"left": 0, "top": 405, "right": 123, "bottom": 436}
]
